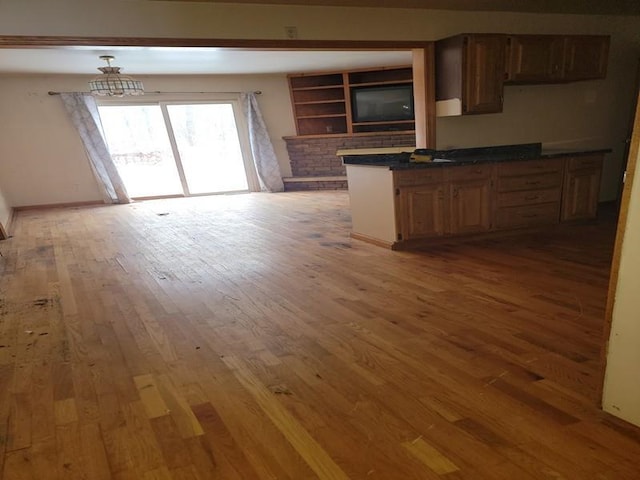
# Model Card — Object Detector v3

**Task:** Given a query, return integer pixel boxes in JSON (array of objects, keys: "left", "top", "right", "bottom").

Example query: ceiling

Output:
[
  {"left": 1, "top": 0, "right": 635, "bottom": 77},
  {"left": 0, "top": 47, "right": 412, "bottom": 75}
]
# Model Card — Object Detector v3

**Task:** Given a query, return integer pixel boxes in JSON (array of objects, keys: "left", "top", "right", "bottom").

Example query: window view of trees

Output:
[{"left": 99, "top": 102, "right": 249, "bottom": 198}]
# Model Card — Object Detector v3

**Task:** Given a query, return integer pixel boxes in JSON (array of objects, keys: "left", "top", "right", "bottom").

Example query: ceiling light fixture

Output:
[{"left": 88, "top": 55, "right": 144, "bottom": 97}]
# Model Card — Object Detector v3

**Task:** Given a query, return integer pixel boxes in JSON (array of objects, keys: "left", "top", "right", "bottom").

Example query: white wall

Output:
[
  {"left": 602, "top": 148, "right": 640, "bottom": 426},
  {"left": 0, "top": 186, "right": 10, "bottom": 234},
  {"left": 602, "top": 93, "right": 640, "bottom": 427},
  {"left": 0, "top": 1, "right": 633, "bottom": 41},
  {"left": 0, "top": 1, "right": 639, "bottom": 205},
  {"left": 0, "top": 74, "right": 294, "bottom": 207},
  {"left": 436, "top": 78, "right": 631, "bottom": 202}
]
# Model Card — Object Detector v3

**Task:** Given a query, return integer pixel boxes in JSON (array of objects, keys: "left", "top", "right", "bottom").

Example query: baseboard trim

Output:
[
  {"left": 14, "top": 200, "right": 104, "bottom": 211},
  {"left": 283, "top": 176, "right": 347, "bottom": 183},
  {"left": 350, "top": 232, "right": 395, "bottom": 249}
]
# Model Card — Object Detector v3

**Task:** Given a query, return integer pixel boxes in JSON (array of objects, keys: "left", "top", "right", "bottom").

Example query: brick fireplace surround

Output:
[{"left": 283, "top": 133, "right": 416, "bottom": 191}]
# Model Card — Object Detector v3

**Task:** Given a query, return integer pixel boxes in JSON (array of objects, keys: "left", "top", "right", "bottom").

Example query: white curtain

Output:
[
  {"left": 60, "top": 93, "right": 130, "bottom": 204},
  {"left": 240, "top": 93, "right": 284, "bottom": 192}
]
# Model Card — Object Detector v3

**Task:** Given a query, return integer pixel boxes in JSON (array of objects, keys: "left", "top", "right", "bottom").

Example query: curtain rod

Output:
[{"left": 48, "top": 90, "right": 262, "bottom": 95}]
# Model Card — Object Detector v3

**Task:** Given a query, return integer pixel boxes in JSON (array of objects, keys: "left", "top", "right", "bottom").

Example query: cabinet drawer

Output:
[
  {"left": 497, "top": 158, "right": 563, "bottom": 176},
  {"left": 498, "top": 172, "right": 562, "bottom": 192},
  {"left": 447, "top": 164, "right": 493, "bottom": 181},
  {"left": 496, "top": 203, "right": 560, "bottom": 228},
  {"left": 497, "top": 188, "right": 561, "bottom": 207},
  {"left": 567, "top": 155, "right": 603, "bottom": 171},
  {"left": 395, "top": 169, "right": 444, "bottom": 186}
]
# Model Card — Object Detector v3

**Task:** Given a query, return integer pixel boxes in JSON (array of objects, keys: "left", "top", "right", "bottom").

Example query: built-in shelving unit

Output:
[{"left": 288, "top": 66, "right": 414, "bottom": 137}]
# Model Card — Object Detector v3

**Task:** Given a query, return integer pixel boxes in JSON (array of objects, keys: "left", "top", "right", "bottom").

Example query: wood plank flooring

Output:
[{"left": 0, "top": 191, "right": 638, "bottom": 479}]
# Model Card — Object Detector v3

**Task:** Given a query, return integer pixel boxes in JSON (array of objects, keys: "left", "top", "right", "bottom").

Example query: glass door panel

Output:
[
  {"left": 165, "top": 103, "right": 249, "bottom": 194},
  {"left": 99, "top": 105, "right": 183, "bottom": 198}
]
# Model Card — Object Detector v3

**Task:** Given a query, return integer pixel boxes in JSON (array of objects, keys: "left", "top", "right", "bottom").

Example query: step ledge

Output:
[{"left": 283, "top": 176, "right": 347, "bottom": 183}]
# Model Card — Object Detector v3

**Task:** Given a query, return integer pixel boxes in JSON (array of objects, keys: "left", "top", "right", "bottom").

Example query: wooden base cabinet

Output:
[
  {"left": 496, "top": 158, "right": 564, "bottom": 228},
  {"left": 449, "top": 165, "right": 493, "bottom": 234},
  {"left": 561, "top": 155, "right": 603, "bottom": 221},
  {"left": 345, "top": 152, "right": 605, "bottom": 249},
  {"left": 397, "top": 185, "right": 446, "bottom": 240},
  {"left": 395, "top": 165, "right": 493, "bottom": 240}
]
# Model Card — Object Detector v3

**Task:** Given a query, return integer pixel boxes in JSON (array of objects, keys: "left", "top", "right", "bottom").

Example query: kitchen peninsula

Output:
[{"left": 339, "top": 143, "right": 608, "bottom": 249}]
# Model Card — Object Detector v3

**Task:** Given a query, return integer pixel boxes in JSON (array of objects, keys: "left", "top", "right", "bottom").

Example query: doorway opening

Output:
[{"left": 98, "top": 101, "right": 251, "bottom": 198}]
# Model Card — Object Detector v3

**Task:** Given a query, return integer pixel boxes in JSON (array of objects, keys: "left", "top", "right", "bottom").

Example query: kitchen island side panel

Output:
[{"left": 346, "top": 165, "right": 397, "bottom": 244}]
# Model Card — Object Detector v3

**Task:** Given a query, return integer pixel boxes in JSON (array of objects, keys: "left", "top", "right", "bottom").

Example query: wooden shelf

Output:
[
  {"left": 352, "top": 120, "right": 415, "bottom": 126},
  {"left": 288, "top": 66, "right": 414, "bottom": 136},
  {"left": 289, "top": 73, "right": 343, "bottom": 89},
  {"left": 348, "top": 67, "right": 413, "bottom": 85},
  {"left": 291, "top": 85, "right": 345, "bottom": 91},
  {"left": 293, "top": 99, "right": 345, "bottom": 105},
  {"left": 297, "top": 114, "right": 347, "bottom": 119},
  {"left": 349, "top": 79, "right": 413, "bottom": 87}
]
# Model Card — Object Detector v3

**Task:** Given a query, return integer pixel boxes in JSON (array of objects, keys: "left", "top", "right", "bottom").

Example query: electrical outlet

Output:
[{"left": 285, "top": 26, "right": 298, "bottom": 39}]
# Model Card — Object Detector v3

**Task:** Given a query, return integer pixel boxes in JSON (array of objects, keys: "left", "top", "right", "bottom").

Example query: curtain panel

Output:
[
  {"left": 60, "top": 93, "right": 130, "bottom": 204},
  {"left": 240, "top": 93, "right": 284, "bottom": 192}
]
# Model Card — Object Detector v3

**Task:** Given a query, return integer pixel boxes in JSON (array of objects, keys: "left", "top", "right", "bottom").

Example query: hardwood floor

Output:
[{"left": 0, "top": 191, "right": 638, "bottom": 479}]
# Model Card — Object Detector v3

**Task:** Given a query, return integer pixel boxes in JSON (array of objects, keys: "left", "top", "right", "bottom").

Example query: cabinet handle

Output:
[
  {"left": 524, "top": 195, "right": 539, "bottom": 201},
  {"left": 525, "top": 181, "right": 541, "bottom": 186},
  {"left": 522, "top": 214, "right": 538, "bottom": 218},
  {"left": 453, "top": 188, "right": 459, "bottom": 198}
]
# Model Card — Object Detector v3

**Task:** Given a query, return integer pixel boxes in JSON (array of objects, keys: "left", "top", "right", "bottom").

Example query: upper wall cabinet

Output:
[
  {"left": 505, "top": 34, "right": 610, "bottom": 84},
  {"left": 562, "top": 35, "right": 610, "bottom": 81},
  {"left": 505, "top": 35, "right": 565, "bottom": 83},
  {"left": 435, "top": 34, "right": 507, "bottom": 116},
  {"left": 464, "top": 35, "right": 508, "bottom": 114},
  {"left": 436, "top": 33, "right": 610, "bottom": 116}
]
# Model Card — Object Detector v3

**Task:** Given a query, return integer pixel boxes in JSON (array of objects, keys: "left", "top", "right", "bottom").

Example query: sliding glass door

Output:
[
  {"left": 99, "top": 101, "right": 252, "bottom": 198},
  {"left": 98, "top": 105, "right": 183, "bottom": 198},
  {"left": 165, "top": 104, "right": 248, "bottom": 194}
]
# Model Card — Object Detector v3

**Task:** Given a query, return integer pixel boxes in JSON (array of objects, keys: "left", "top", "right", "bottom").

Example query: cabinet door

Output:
[
  {"left": 463, "top": 34, "right": 506, "bottom": 114},
  {"left": 450, "top": 179, "right": 492, "bottom": 234},
  {"left": 561, "top": 168, "right": 601, "bottom": 221},
  {"left": 398, "top": 185, "right": 446, "bottom": 240},
  {"left": 506, "top": 35, "right": 565, "bottom": 83},
  {"left": 563, "top": 36, "right": 609, "bottom": 81}
]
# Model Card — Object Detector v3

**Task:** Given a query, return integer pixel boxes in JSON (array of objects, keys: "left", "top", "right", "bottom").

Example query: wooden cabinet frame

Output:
[
  {"left": 388, "top": 153, "right": 604, "bottom": 247},
  {"left": 561, "top": 155, "right": 603, "bottom": 221},
  {"left": 435, "top": 34, "right": 506, "bottom": 115},
  {"left": 288, "top": 65, "right": 416, "bottom": 136},
  {"left": 395, "top": 164, "right": 494, "bottom": 240},
  {"left": 436, "top": 33, "right": 610, "bottom": 116}
]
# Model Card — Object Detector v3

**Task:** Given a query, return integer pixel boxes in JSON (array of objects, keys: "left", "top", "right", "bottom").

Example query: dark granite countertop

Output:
[{"left": 341, "top": 143, "right": 611, "bottom": 170}]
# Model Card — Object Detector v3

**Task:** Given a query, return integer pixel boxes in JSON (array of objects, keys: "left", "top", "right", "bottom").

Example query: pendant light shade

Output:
[{"left": 89, "top": 55, "right": 144, "bottom": 97}]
